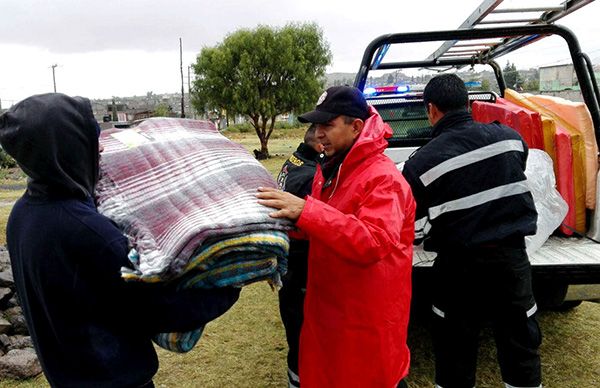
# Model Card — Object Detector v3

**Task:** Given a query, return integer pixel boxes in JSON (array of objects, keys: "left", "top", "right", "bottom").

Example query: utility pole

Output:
[
  {"left": 179, "top": 38, "right": 185, "bottom": 118},
  {"left": 51, "top": 64, "right": 58, "bottom": 93}
]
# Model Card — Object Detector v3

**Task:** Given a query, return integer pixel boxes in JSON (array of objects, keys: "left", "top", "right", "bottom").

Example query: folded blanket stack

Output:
[{"left": 95, "top": 118, "right": 291, "bottom": 352}]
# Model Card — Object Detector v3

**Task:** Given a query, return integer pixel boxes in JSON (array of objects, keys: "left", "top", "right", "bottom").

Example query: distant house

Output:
[
  {"left": 539, "top": 63, "right": 600, "bottom": 102},
  {"left": 107, "top": 103, "right": 129, "bottom": 122},
  {"left": 91, "top": 92, "right": 196, "bottom": 122},
  {"left": 115, "top": 111, "right": 127, "bottom": 122},
  {"left": 539, "top": 63, "right": 600, "bottom": 91},
  {"left": 104, "top": 103, "right": 153, "bottom": 122},
  {"left": 132, "top": 110, "right": 153, "bottom": 121},
  {"left": 539, "top": 64, "right": 578, "bottom": 92},
  {"left": 117, "top": 109, "right": 153, "bottom": 122}
]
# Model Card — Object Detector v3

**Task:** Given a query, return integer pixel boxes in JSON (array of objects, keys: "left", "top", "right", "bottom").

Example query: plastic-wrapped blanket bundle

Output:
[
  {"left": 527, "top": 94, "right": 599, "bottom": 210},
  {"left": 96, "top": 118, "right": 291, "bottom": 352},
  {"left": 504, "top": 89, "right": 586, "bottom": 235},
  {"left": 525, "top": 149, "right": 568, "bottom": 254},
  {"left": 473, "top": 96, "right": 579, "bottom": 235},
  {"left": 472, "top": 100, "right": 544, "bottom": 149}
]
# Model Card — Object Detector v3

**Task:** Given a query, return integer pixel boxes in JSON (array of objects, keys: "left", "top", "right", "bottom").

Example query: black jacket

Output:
[
  {"left": 277, "top": 143, "right": 322, "bottom": 281},
  {"left": 402, "top": 110, "right": 537, "bottom": 252},
  {"left": 0, "top": 94, "right": 240, "bottom": 388},
  {"left": 277, "top": 142, "right": 322, "bottom": 198}
]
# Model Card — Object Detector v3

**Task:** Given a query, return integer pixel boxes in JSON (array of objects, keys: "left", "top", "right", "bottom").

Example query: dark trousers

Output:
[
  {"left": 431, "top": 247, "right": 542, "bottom": 388},
  {"left": 279, "top": 241, "right": 308, "bottom": 387}
]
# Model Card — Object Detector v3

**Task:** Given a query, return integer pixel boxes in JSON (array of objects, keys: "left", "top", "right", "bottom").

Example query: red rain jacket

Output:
[{"left": 295, "top": 106, "right": 415, "bottom": 387}]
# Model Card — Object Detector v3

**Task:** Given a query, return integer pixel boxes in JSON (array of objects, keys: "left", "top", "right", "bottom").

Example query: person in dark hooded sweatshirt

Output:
[{"left": 0, "top": 93, "right": 240, "bottom": 388}]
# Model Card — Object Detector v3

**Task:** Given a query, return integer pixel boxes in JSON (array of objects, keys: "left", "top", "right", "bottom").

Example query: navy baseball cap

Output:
[{"left": 298, "top": 85, "right": 370, "bottom": 124}]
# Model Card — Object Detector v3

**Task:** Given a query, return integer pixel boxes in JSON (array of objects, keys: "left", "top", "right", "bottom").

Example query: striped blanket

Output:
[
  {"left": 96, "top": 118, "right": 291, "bottom": 281},
  {"left": 134, "top": 230, "right": 289, "bottom": 352},
  {"left": 124, "top": 230, "right": 289, "bottom": 286},
  {"left": 96, "top": 118, "right": 291, "bottom": 352}
]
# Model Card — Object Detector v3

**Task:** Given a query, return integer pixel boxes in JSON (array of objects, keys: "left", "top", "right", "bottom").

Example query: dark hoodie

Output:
[{"left": 0, "top": 94, "right": 240, "bottom": 388}]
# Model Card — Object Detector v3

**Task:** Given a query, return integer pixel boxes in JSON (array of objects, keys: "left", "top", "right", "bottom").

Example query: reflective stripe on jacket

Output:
[{"left": 402, "top": 110, "right": 537, "bottom": 252}]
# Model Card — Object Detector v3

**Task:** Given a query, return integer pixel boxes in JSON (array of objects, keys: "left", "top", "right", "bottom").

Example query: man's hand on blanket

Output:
[{"left": 256, "top": 187, "right": 305, "bottom": 221}]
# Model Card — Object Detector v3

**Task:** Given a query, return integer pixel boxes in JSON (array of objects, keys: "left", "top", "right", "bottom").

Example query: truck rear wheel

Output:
[
  {"left": 533, "top": 281, "right": 581, "bottom": 311},
  {"left": 550, "top": 300, "right": 582, "bottom": 311}
]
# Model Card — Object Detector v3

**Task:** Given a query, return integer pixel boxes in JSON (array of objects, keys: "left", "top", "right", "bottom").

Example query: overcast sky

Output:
[{"left": 0, "top": 0, "right": 599, "bottom": 107}]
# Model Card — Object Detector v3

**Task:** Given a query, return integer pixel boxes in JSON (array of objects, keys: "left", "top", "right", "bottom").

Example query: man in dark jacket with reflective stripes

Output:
[{"left": 403, "top": 74, "right": 542, "bottom": 388}]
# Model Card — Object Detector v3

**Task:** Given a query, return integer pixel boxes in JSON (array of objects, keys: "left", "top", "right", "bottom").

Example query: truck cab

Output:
[{"left": 353, "top": 0, "right": 600, "bottom": 309}]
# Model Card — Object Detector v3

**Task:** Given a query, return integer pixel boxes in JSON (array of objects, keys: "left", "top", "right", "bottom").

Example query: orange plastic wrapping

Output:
[
  {"left": 526, "top": 94, "right": 598, "bottom": 210},
  {"left": 505, "top": 89, "right": 586, "bottom": 233},
  {"left": 472, "top": 100, "right": 544, "bottom": 149},
  {"left": 472, "top": 98, "right": 575, "bottom": 234}
]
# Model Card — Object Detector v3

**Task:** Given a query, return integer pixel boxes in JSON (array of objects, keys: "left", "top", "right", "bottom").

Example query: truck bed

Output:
[{"left": 414, "top": 236, "right": 600, "bottom": 283}]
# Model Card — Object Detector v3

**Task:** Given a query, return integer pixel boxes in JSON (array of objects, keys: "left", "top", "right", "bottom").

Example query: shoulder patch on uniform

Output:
[{"left": 289, "top": 154, "right": 304, "bottom": 167}]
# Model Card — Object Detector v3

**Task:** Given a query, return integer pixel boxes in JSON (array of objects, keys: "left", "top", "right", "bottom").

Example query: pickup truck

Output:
[{"left": 353, "top": 0, "right": 600, "bottom": 310}]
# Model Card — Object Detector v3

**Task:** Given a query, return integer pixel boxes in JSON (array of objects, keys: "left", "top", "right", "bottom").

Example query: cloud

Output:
[
  {"left": 0, "top": 0, "right": 598, "bottom": 104},
  {"left": 1, "top": 0, "right": 232, "bottom": 52},
  {"left": 0, "top": 0, "right": 468, "bottom": 54}
]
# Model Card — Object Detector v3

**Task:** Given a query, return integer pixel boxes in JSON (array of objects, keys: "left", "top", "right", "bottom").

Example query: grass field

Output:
[{"left": 1, "top": 128, "right": 600, "bottom": 387}]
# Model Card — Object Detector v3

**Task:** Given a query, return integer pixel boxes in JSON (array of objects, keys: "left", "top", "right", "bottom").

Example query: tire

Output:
[
  {"left": 533, "top": 281, "right": 569, "bottom": 310},
  {"left": 547, "top": 300, "right": 582, "bottom": 312}
]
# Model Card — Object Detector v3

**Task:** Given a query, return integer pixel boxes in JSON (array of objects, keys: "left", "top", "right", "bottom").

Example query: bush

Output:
[
  {"left": 0, "top": 148, "right": 16, "bottom": 169},
  {"left": 275, "top": 120, "right": 300, "bottom": 130},
  {"left": 227, "top": 120, "right": 302, "bottom": 133},
  {"left": 227, "top": 122, "right": 254, "bottom": 133}
]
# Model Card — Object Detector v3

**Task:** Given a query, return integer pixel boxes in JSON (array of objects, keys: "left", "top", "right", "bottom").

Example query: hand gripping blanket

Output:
[{"left": 96, "top": 118, "right": 291, "bottom": 352}]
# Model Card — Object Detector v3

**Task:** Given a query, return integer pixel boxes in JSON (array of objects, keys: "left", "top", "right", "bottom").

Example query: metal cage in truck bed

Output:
[{"left": 352, "top": 0, "right": 600, "bottom": 309}]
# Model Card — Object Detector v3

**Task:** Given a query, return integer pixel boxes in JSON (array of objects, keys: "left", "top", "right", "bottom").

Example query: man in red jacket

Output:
[{"left": 257, "top": 85, "right": 415, "bottom": 387}]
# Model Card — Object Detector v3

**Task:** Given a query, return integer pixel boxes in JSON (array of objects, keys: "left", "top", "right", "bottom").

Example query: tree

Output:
[
  {"left": 192, "top": 23, "right": 331, "bottom": 159},
  {"left": 145, "top": 91, "right": 159, "bottom": 109},
  {"left": 503, "top": 61, "right": 523, "bottom": 90},
  {"left": 479, "top": 78, "right": 491, "bottom": 91},
  {"left": 523, "top": 79, "right": 540, "bottom": 92},
  {"left": 523, "top": 68, "right": 540, "bottom": 92},
  {"left": 111, "top": 98, "right": 119, "bottom": 122},
  {"left": 153, "top": 103, "right": 172, "bottom": 117}
]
